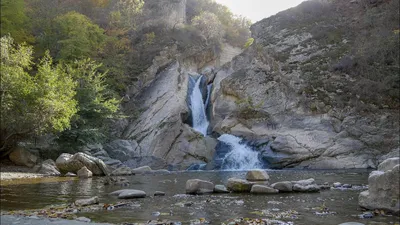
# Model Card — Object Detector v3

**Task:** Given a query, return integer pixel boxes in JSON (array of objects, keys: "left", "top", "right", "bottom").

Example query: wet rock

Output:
[
  {"left": 76, "top": 217, "right": 91, "bottom": 222},
  {"left": 250, "top": 185, "right": 279, "bottom": 194},
  {"left": 77, "top": 166, "right": 93, "bottom": 178},
  {"left": 117, "top": 189, "right": 146, "bottom": 199},
  {"left": 64, "top": 172, "right": 76, "bottom": 177},
  {"left": 74, "top": 196, "right": 99, "bottom": 206},
  {"left": 185, "top": 179, "right": 214, "bottom": 194},
  {"left": 132, "top": 166, "right": 152, "bottom": 174},
  {"left": 333, "top": 182, "right": 342, "bottom": 188},
  {"left": 214, "top": 185, "right": 230, "bottom": 193},
  {"left": 358, "top": 212, "right": 374, "bottom": 219},
  {"left": 227, "top": 178, "right": 252, "bottom": 192},
  {"left": 245, "top": 170, "right": 270, "bottom": 181},
  {"left": 342, "top": 184, "right": 352, "bottom": 188},
  {"left": 154, "top": 191, "right": 165, "bottom": 196},
  {"left": 9, "top": 147, "right": 38, "bottom": 168},
  {"left": 293, "top": 184, "right": 320, "bottom": 192},
  {"left": 110, "top": 166, "right": 133, "bottom": 176},
  {"left": 377, "top": 157, "right": 399, "bottom": 172},
  {"left": 359, "top": 158, "right": 399, "bottom": 214},
  {"left": 271, "top": 181, "right": 293, "bottom": 192},
  {"left": 338, "top": 222, "right": 365, "bottom": 225},
  {"left": 56, "top": 152, "right": 108, "bottom": 176},
  {"left": 291, "top": 178, "right": 315, "bottom": 186},
  {"left": 37, "top": 159, "right": 61, "bottom": 175}
]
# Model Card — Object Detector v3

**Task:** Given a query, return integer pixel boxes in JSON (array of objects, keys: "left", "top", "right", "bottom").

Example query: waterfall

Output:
[
  {"left": 217, "top": 134, "right": 262, "bottom": 170},
  {"left": 189, "top": 76, "right": 209, "bottom": 136}
]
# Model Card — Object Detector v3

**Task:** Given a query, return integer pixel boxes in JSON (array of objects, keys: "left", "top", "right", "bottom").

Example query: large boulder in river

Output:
[
  {"left": 77, "top": 166, "right": 93, "bottom": 178},
  {"left": 56, "top": 152, "right": 109, "bottom": 176},
  {"left": 359, "top": 158, "right": 400, "bottom": 214},
  {"left": 109, "top": 189, "right": 146, "bottom": 199},
  {"left": 37, "top": 159, "right": 60, "bottom": 175},
  {"left": 227, "top": 178, "right": 252, "bottom": 192},
  {"left": 271, "top": 181, "right": 293, "bottom": 192},
  {"left": 246, "top": 170, "right": 270, "bottom": 181},
  {"left": 186, "top": 179, "right": 214, "bottom": 194},
  {"left": 9, "top": 147, "right": 38, "bottom": 168},
  {"left": 250, "top": 185, "right": 279, "bottom": 194}
]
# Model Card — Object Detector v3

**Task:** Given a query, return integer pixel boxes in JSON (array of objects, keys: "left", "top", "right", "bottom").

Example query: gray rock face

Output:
[
  {"left": 186, "top": 179, "right": 214, "bottom": 194},
  {"left": 214, "top": 185, "right": 230, "bottom": 193},
  {"left": 245, "top": 170, "right": 270, "bottom": 181},
  {"left": 36, "top": 159, "right": 60, "bottom": 176},
  {"left": 9, "top": 147, "right": 38, "bottom": 168},
  {"left": 77, "top": 166, "right": 93, "bottom": 178},
  {"left": 131, "top": 166, "right": 152, "bottom": 174},
  {"left": 271, "top": 181, "right": 293, "bottom": 192},
  {"left": 110, "top": 166, "right": 134, "bottom": 176},
  {"left": 124, "top": 156, "right": 166, "bottom": 170},
  {"left": 75, "top": 196, "right": 99, "bottom": 206},
  {"left": 250, "top": 185, "right": 279, "bottom": 194},
  {"left": 55, "top": 153, "right": 109, "bottom": 176},
  {"left": 226, "top": 178, "right": 252, "bottom": 192},
  {"left": 122, "top": 62, "right": 216, "bottom": 170},
  {"left": 210, "top": 0, "right": 399, "bottom": 169},
  {"left": 359, "top": 158, "right": 400, "bottom": 214},
  {"left": 377, "top": 157, "right": 399, "bottom": 172},
  {"left": 104, "top": 139, "right": 140, "bottom": 162}
]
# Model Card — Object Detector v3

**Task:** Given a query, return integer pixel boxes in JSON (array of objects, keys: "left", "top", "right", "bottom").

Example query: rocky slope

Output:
[{"left": 211, "top": 0, "right": 399, "bottom": 169}]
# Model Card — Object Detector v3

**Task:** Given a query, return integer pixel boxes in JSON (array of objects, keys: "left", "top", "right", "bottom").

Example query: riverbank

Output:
[{"left": 0, "top": 215, "right": 113, "bottom": 225}]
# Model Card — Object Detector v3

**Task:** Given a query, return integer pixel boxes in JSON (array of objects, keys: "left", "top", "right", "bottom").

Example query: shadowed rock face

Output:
[{"left": 211, "top": 0, "right": 399, "bottom": 169}]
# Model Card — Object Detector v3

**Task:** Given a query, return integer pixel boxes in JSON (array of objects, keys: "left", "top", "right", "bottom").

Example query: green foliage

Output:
[
  {"left": 0, "top": 36, "right": 77, "bottom": 152},
  {"left": 192, "top": 11, "right": 224, "bottom": 44},
  {"left": 57, "top": 59, "right": 120, "bottom": 147},
  {"left": 0, "top": 0, "right": 34, "bottom": 43},
  {"left": 53, "top": 11, "right": 106, "bottom": 61},
  {"left": 244, "top": 38, "right": 254, "bottom": 49}
]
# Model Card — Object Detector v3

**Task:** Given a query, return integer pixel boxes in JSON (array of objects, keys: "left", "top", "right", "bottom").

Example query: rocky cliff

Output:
[{"left": 211, "top": 0, "right": 399, "bottom": 169}]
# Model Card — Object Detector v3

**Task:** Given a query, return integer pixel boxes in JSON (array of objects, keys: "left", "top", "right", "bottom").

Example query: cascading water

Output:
[
  {"left": 189, "top": 76, "right": 209, "bottom": 136},
  {"left": 217, "top": 134, "right": 263, "bottom": 170}
]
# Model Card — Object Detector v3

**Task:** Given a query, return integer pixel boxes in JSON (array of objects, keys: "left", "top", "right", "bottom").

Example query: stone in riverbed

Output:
[
  {"left": 118, "top": 190, "right": 146, "bottom": 199},
  {"left": 77, "top": 166, "right": 92, "bottom": 178},
  {"left": 245, "top": 170, "right": 269, "bottom": 181},
  {"left": 75, "top": 196, "right": 99, "bottom": 206},
  {"left": 186, "top": 179, "right": 214, "bottom": 194},
  {"left": 271, "top": 181, "right": 293, "bottom": 192},
  {"left": 333, "top": 182, "right": 342, "bottom": 188},
  {"left": 110, "top": 166, "right": 133, "bottom": 176},
  {"left": 291, "top": 178, "right": 315, "bottom": 186},
  {"left": 37, "top": 159, "right": 61, "bottom": 175},
  {"left": 154, "top": 191, "right": 165, "bottom": 196},
  {"left": 214, "top": 185, "right": 230, "bottom": 193},
  {"left": 227, "top": 178, "right": 252, "bottom": 192},
  {"left": 56, "top": 152, "right": 108, "bottom": 176},
  {"left": 76, "top": 217, "right": 91, "bottom": 223},
  {"left": 132, "top": 166, "right": 152, "bottom": 174},
  {"left": 250, "top": 185, "right": 279, "bottom": 194},
  {"left": 293, "top": 184, "right": 320, "bottom": 192}
]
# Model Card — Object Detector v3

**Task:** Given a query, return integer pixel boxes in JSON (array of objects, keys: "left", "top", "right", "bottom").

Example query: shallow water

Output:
[{"left": 1, "top": 170, "right": 398, "bottom": 225}]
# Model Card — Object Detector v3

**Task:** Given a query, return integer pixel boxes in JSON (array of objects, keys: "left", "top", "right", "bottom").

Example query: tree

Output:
[
  {"left": 0, "top": 0, "right": 34, "bottom": 43},
  {"left": 0, "top": 36, "right": 77, "bottom": 155},
  {"left": 191, "top": 12, "right": 224, "bottom": 44},
  {"left": 53, "top": 11, "right": 106, "bottom": 61},
  {"left": 57, "top": 59, "right": 120, "bottom": 148}
]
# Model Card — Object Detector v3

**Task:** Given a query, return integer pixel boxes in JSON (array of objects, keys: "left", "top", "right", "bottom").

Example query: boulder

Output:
[
  {"left": 104, "top": 139, "right": 140, "bottom": 162},
  {"left": 74, "top": 196, "right": 99, "bottom": 206},
  {"left": 250, "top": 185, "right": 279, "bottom": 194},
  {"left": 359, "top": 158, "right": 400, "bottom": 214},
  {"left": 186, "top": 179, "right": 214, "bottom": 194},
  {"left": 291, "top": 178, "right": 315, "bottom": 186},
  {"left": 111, "top": 166, "right": 134, "bottom": 176},
  {"left": 271, "top": 181, "right": 293, "bottom": 192},
  {"left": 293, "top": 184, "right": 320, "bottom": 192},
  {"left": 214, "top": 185, "right": 230, "bottom": 193},
  {"left": 56, "top": 152, "right": 109, "bottom": 176},
  {"left": 117, "top": 190, "right": 146, "bottom": 199},
  {"left": 132, "top": 166, "right": 152, "bottom": 174},
  {"left": 154, "top": 191, "right": 165, "bottom": 196},
  {"left": 377, "top": 157, "right": 399, "bottom": 172},
  {"left": 9, "top": 147, "right": 38, "bottom": 168},
  {"left": 245, "top": 170, "right": 270, "bottom": 181},
  {"left": 37, "top": 160, "right": 61, "bottom": 176},
  {"left": 227, "top": 178, "right": 252, "bottom": 192},
  {"left": 77, "top": 166, "right": 93, "bottom": 178}
]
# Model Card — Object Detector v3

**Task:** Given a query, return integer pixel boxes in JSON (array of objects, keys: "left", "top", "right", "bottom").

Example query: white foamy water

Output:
[
  {"left": 218, "top": 134, "right": 262, "bottom": 170},
  {"left": 190, "top": 76, "right": 209, "bottom": 136}
]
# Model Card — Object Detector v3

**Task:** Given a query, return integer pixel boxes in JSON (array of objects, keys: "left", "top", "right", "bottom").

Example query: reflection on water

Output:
[{"left": 1, "top": 170, "right": 399, "bottom": 225}]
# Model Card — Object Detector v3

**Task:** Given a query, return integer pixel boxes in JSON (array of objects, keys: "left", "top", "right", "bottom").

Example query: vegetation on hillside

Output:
[{"left": 0, "top": 0, "right": 251, "bottom": 155}]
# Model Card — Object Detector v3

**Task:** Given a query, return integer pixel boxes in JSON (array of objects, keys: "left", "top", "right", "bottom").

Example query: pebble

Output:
[
  {"left": 358, "top": 212, "right": 374, "bottom": 219},
  {"left": 76, "top": 217, "right": 91, "bottom": 222}
]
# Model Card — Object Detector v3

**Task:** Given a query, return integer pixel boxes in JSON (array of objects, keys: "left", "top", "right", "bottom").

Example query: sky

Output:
[{"left": 214, "top": 0, "right": 306, "bottom": 23}]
